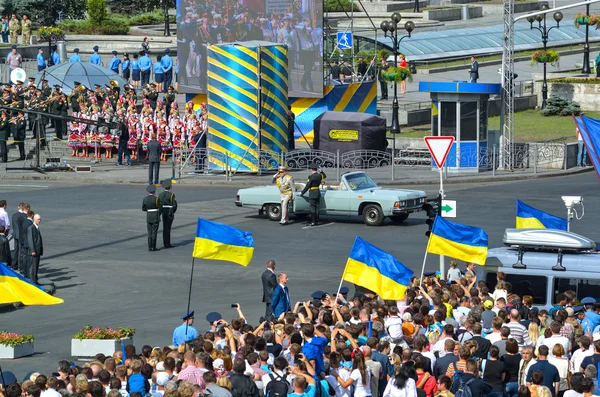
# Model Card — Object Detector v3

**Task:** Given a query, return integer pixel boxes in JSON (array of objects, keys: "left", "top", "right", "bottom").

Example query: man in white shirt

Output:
[
  {"left": 486, "top": 317, "right": 503, "bottom": 344},
  {"left": 327, "top": 351, "right": 351, "bottom": 397},
  {"left": 543, "top": 321, "right": 570, "bottom": 358},
  {"left": 40, "top": 377, "right": 61, "bottom": 397},
  {"left": 262, "top": 356, "right": 293, "bottom": 394},
  {"left": 432, "top": 324, "right": 454, "bottom": 359},
  {"left": 571, "top": 336, "right": 593, "bottom": 374},
  {"left": 384, "top": 306, "right": 403, "bottom": 341},
  {"left": 0, "top": 200, "right": 9, "bottom": 234}
]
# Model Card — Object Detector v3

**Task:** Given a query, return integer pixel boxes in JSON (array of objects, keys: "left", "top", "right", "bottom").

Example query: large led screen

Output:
[{"left": 177, "top": 0, "right": 323, "bottom": 98}]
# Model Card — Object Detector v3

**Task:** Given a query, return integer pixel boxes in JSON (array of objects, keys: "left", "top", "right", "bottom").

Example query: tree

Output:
[
  {"left": 62, "top": 0, "right": 87, "bottom": 19},
  {"left": 88, "top": 0, "right": 107, "bottom": 25},
  {"left": 11, "top": 0, "right": 61, "bottom": 26},
  {"left": 107, "top": 0, "right": 161, "bottom": 16}
]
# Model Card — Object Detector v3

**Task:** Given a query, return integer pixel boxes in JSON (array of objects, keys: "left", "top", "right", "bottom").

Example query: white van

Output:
[{"left": 474, "top": 228, "right": 600, "bottom": 310}]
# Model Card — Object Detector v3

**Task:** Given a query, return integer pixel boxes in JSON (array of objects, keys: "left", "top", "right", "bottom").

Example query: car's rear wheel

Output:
[
  {"left": 390, "top": 213, "right": 409, "bottom": 223},
  {"left": 363, "top": 204, "right": 384, "bottom": 226},
  {"left": 265, "top": 204, "right": 282, "bottom": 221}
]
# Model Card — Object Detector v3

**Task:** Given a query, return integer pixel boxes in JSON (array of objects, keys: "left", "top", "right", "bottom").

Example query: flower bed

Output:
[
  {"left": 0, "top": 332, "right": 35, "bottom": 359},
  {"left": 383, "top": 66, "right": 413, "bottom": 83},
  {"left": 71, "top": 326, "right": 135, "bottom": 357}
]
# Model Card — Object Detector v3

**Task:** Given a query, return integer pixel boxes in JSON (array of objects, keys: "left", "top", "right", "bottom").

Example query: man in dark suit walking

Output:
[
  {"left": 147, "top": 133, "right": 161, "bottom": 185},
  {"left": 26, "top": 213, "right": 43, "bottom": 284},
  {"left": 261, "top": 260, "right": 278, "bottom": 319},
  {"left": 468, "top": 56, "right": 479, "bottom": 83},
  {"left": 19, "top": 208, "right": 33, "bottom": 275}
]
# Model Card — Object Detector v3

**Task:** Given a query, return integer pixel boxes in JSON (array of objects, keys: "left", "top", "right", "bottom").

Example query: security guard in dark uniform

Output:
[
  {"left": 0, "top": 111, "right": 9, "bottom": 163},
  {"left": 300, "top": 163, "right": 326, "bottom": 226},
  {"left": 158, "top": 179, "right": 178, "bottom": 248},
  {"left": 12, "top": 110, "right": 26, "bottom": 160},
  {"left": 146, "top": 83, "right": 159, "bottom": 110},
  {"left": 142, "top": 184, "right": 161, "bottom": 251}
]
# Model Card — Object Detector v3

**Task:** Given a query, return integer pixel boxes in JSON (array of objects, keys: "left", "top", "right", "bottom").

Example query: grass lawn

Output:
[{"left": 391, "top": 110, "right": 600, "bottom": 142}]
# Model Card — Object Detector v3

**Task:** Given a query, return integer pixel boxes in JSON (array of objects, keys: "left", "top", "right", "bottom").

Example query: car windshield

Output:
[{"left": 345, "top": 173, "right": 378, "bottom": 190}]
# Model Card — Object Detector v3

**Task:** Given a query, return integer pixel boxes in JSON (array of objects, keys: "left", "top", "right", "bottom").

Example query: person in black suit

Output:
[
  {"left": 26, "top": 214, "right": 43, "bottom": 284},
  {"left": 261, "top": 260, "right": 278, "bottom": 319},
  {"left": 468, "top": 56, "right": 479, "bottom": 83},
  {"left": 20, "top": 210, "right": 34, "bottom": 279},
  {"left": 0, "top": 226, "right": 11, "bottom": 268},
  {"left": 18, "top": 206, "right": 32, "bottom": 274},
  {"left": 470, "top": 322, "right": 492, "bottom": 359},
  {"left": 433, "top": 339, "right": 458, "bottom": 378},
  {"left": 10, "top": 203, "right": 26, "bottom": 270},
  {"left": 300, "top": 163, "right": 326, "bottom": 226},
  {"left": 147, "top": 133, "right": 161, "bottom": 185}
]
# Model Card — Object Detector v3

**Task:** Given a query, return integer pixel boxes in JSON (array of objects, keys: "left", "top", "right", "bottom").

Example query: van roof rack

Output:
[{"left": 503, "top": 228, "right": 596, "bottom": 271}]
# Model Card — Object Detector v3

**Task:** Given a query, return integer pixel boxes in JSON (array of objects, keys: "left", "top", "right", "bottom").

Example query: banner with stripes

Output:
[
  {"left": 206, "top": 43, "right": 288, "bottom": 172},
  {"left": 207, "top": 43, "right": 260, "bottom": 172}
]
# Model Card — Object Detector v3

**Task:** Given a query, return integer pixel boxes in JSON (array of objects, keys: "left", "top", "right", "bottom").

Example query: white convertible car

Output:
[{"left": 235, "top": 171, "right": 427, "bottom": 226}]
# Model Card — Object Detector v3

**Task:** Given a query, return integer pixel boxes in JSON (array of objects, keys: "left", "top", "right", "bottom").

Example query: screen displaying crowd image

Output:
[{"left": 177, "top": 0, "right": 324, "bottom": 98}]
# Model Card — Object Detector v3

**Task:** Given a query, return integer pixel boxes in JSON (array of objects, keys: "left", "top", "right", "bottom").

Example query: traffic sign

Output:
[
  {"left": 424, "top": 136, "right": 455, "bottom": 169},
  {"left": 441, "top": 200, "right": 456, "bottom": 218},
  {"left": 337, "top": 32, "right": 353, "bottom": 50}
]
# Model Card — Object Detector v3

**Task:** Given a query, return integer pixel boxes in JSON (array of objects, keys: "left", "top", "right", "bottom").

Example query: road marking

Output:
[
  {"left": 0, "top": 184, "right": 49, "bottom": 188},
  {"left": 302, "top": 222, "right": 335, "bottom": 230}
]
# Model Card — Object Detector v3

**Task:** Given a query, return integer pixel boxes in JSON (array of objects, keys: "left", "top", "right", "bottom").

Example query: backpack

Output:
[
  {"left": 265, "top": 372, "right": 290, "bottom": 397},
  {"left": 454, "top": 378, "right": 475, "bottom": 397}
]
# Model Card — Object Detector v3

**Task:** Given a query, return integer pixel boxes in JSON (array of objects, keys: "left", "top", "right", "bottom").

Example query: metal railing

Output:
[{"left": 173, "top": 142, "right": 570, "bottom": 181}]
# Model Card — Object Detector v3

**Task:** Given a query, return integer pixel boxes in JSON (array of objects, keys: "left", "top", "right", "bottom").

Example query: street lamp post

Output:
[
  {"left": 527, "top": 5, "right": 562, "bottom": 109},
  {"left": 582, "top": 0, "right": 591, "bottom": 74},
  {"left": 164, "top": 0, "right": 171, "bottom": 36},
  {"left": 380, "top": 14, "right": 414, "bottom": 135}
]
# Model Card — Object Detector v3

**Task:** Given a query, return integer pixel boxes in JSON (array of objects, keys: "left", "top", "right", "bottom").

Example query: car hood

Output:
[{"left": 356, "top": 187, "right": 427, "bottom": 199}]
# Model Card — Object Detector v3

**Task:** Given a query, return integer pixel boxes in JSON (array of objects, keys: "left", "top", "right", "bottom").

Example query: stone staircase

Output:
[{"left": 356, "top": 0, "right": 427, "bottom": 13}]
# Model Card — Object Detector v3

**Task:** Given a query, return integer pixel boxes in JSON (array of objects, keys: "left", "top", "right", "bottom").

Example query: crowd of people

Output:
[
  {"left": 0, "top": 201, "right": 43, "bottom": 284},
  {"left": 2, "top": 259, "right": 600, "bottom": 397},
  {"left": 0, "top": 74, "right": 209, "bottom": 167},
  {"left": 1, "top": 14, "right": 32, "bottom": 44},
  {"left": 177, "top": 0, "right": 322, "bottom": 93}
]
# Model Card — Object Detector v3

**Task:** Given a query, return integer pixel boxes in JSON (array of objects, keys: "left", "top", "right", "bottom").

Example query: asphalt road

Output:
[{"left": 0, "top": 172, "right": 598, "bottom": 378}]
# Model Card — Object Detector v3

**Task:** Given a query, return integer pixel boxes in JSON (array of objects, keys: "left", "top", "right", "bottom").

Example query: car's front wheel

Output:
[
  {"left": 363, "top": 204, "right": 384, "bottom": 226},
  {"left": 265, "top": 204, "right": 282, "bottom": 221}
]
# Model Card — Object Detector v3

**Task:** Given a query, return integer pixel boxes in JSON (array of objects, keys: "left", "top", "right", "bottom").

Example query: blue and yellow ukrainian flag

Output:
[
  {"left": 516, "top": 200, "right": 567, "bottom": 230},
  {"left": 426, "top": 217, "right": 488, "bottom": 265},
  {"left": 192, "top": 218, "right": 254, "bottom": 266},
  {"left": 0, "top": 263, "right": 63, "bottom": 305},
  {"left": 342, "top": 237, "right": 413, "bottom": 299}
]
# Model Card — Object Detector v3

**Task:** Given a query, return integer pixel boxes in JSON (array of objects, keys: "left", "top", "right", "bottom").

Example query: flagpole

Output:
[
  {"left": 184, "top": 257, "right": 196, "bottom": 351},
  {"left": 419, "top": 251, "right": 428, "bottom": 286},
  {"left": 335, "top": 262, "right": 348, "bottom": 303}
]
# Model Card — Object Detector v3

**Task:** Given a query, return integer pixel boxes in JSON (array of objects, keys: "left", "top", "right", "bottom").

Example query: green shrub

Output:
[
  {"left": 326, "top": 0, "right": 359, "bottom": 12},
  {"left": 541, "top": 94, "right": 581, "bottom": 116},
  {"left": 88, "top": 0, "right": 108, "bottom": 24},
  {"left": 58, "top": 18, "right": 129, "bottom": 34},
  {"left": 100, "top": 18, "right": 130, "bottom": 34},
  {"left": 58, "top": 20, "right": 92, "bottom": 34},
  {"left": 127, "top": 11, "right": 162, "bottom": 26}
]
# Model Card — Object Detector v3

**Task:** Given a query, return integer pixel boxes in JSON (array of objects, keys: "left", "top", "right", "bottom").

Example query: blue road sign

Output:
[{"left": 337, "top": 32, "right": 353, "bottom": 50}]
